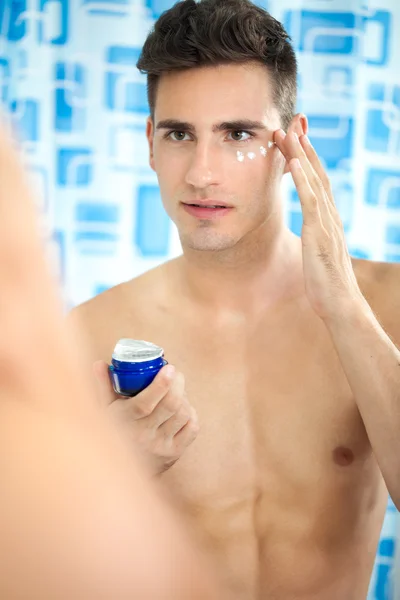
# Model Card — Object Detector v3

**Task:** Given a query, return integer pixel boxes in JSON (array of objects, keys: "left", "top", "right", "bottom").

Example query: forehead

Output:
[{"left": 154, "top": 62, "right": 280, "bottom": 127}]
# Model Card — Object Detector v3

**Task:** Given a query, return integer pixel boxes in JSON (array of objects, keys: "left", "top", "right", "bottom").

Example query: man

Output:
[
  {"left": 0, "top": 122, "right": 222, "bottom": 598},
  {"left": 71, "top": 0, "right": 400, "bottom": 598}
]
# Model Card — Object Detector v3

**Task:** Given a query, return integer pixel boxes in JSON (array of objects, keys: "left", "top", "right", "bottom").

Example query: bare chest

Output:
[{"left": 126, "top": 308, "right": 380, "bottom": 506}]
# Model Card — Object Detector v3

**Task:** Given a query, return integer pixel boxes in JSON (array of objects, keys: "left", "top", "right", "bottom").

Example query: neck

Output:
[{"left": 176, "top": 220, "right": 304, "bottom": 314}]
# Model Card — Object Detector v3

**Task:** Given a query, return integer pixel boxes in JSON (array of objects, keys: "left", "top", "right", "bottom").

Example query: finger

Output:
[
  {"left": 143, "top": 371, "right": 186, "bottom": 428},
  {"left": 93, "top": 360, "right": 118, "bottom": 406},
  {"left": 287, "top": 133, "right": 337, "bottom": 224},
  {"left": 275, "top": 130, "right": 330, "bottom": 214},
  {"left": 281, "top": 131, "right": 334, "bottom": 226},
  {"left": 288, "top": 158, "right": 321, "bottom": 226},
  {"left": 299, "top": 135, "right": 335, "bottom": 206},
  {"left": 158, "top": 403, "right": 191, "bottom": 439},
  {"left": 173, "top": 407, "right": 200, "bottom": 448},
  {"left": 126, "top": 364, "right": 176, "bottom": 420}
]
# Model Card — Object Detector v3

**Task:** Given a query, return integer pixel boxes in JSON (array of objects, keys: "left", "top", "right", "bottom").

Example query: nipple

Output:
[{"left": 332, "top": 446, "right": 354, "bottom": 466}]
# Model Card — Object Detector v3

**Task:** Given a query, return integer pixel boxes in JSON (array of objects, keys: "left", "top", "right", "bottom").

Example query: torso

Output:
[{"left": 73, "top": 256, "right": 399, "bottom": 600}]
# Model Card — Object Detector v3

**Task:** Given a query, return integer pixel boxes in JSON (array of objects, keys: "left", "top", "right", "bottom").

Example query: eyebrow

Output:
[{"left": 155, "top": 119, "right": 268, "bottom": 133}]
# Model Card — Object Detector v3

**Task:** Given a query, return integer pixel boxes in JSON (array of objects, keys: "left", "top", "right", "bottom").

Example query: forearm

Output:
[{"left": 325, "top": 299, "right": 400, "bottom": 508}]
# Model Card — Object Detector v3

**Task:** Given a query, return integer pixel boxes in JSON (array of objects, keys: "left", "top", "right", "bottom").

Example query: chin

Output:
[{"left": 180, "top": 230, "right": 239, "bottom": 252}]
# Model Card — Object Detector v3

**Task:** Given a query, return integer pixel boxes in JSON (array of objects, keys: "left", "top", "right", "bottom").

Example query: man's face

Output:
[{"left": 147, "top": 63, "right": 286, "bottom": 252}]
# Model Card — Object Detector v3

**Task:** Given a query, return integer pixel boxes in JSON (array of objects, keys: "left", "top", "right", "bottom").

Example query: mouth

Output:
[{"left": 181, "top": 202, "right": 233, "bottom": 219}]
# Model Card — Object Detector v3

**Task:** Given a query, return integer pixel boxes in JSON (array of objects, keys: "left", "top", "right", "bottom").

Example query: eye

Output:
[
  {"left": 167, "top": 131, "right": 190, "bottom": 142},
  {"left": 228, "top": 130, "right": 253, "bottom": 142}
]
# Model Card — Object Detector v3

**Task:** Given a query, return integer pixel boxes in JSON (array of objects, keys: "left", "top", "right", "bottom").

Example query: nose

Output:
[{"left": 184, "top": 142, "right": 220, "bottom": 189}]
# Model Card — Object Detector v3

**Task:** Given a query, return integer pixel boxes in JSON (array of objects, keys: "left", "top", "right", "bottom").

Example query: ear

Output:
[
  {"left": 146, "top": 116, "right": 155, "bottom": 172},
  {"left": 282, "top": 113, "right": 309, "bottom": 174}
]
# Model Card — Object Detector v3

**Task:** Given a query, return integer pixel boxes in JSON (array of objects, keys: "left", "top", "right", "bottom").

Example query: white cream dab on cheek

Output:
[
  {"left": 260, "top": 146, "right": 267, "bottom": 157},
  {"left": 236, "top": 151, "right": 245, "bottom": 162},
  {"left": 268, "top": 141, "right": 275, "bottom": 148},
  {"left": 247, "top": 152, "right": 256, "bottom": 160}
]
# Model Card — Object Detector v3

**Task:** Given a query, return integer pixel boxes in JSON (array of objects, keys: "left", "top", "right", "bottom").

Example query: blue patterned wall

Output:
[{"left": 0, "top": 1, "right": 399, "bottom": 597}]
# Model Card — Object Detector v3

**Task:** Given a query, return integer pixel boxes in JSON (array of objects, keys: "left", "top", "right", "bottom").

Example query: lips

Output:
[
  {"left": 188, "top": 203, "right": 226, "bottom": 208},
  {"left": 182, "top": 203, "right": 233, "bottom": 219},
  {"left": 184, "top": 200, "right": 232, "bottom": 208}
]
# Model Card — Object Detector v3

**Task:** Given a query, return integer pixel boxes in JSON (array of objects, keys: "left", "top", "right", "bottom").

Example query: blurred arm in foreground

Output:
[{"left": 0, "top": 122, "right": 223, "bottom": 600}]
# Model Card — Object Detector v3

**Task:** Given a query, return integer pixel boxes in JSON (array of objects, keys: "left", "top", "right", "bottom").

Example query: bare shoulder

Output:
[
  {"left": 352, "top": 257, "right": 400, "bottom": 345},
  {"left": 67, "top": 258, "right": 179, "bottom": 363}
]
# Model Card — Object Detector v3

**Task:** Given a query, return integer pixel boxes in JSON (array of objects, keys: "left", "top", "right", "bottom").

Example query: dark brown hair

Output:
[{"left": 136, "top": 0, "right": 298, "bottom": 131}]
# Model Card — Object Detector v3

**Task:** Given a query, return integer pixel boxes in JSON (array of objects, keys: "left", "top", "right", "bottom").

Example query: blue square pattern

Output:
[
  {"left": 1, "top": 0, "right": 69, "bottom": 44},
  {"left": 81, "top": 0, "right": 130, "bottom": 17},
  {"left": 75, "top": 202, "right": 120, "bottom": 224},
  {"left": 0, "top": 58, "right": 10, "bottom": 103},
  {"left": 363, "top": 11, "right": 391, "bottom": 67},
  {"left": 386, "top": 226, "right": 400, "bottom": 246},
  {"left": 366, "top": 83, "right": 400, "bottom": 155},
  {"left": 284, "top": 9, "right": 391, "bottom": 66},
  {"left": 145, "top": 0, "right": 173, "bottom": 19},
  {"left": 307, "top": 115, "right": 354, "bottom": 170},
  {"left": 74, "top": 202, "right": 120, "bottom": 250},
  {"left": 10, "top": 99, "right": 39, "bottom": 142},
  {"left": 0, "top": 0, "right": 27, "bottom": 42},
  {"left": 385, "top": 253, "right": 400, "bottom": 263},
  {"left": 284, "top": 10, "right": 360, "bottom": 55},
  {"left": 373, "top": 538, "right": 396, "bottom": 600},
  {"left": 38, "top": 0, "right": 69, "bottom": 45},
  {"left": 135, "top": 186, "right": 171, "bottom": 257},
  {"left": 145, "top": 0, "right": 269, "bottom": 19},
  {"left": 105, "top": 46, "right": 148, "bottom": 113},
  {"left": 349, "top": 248, "right": 371, "bottom": 260},
  {"left": 74, "top": 231, "right": 119, "bottom": 248},
  {"left": 54, "top": 62, "right": 86, "bottom": 133},
  {"left": 289, "top": 209, "right": 303, "bottom": 237},
  {"left": 57, "top": 147, "right": 93, "bottom": 186},
  {"left": 365, "top": 169, "right": 400, "bottom": 208}
]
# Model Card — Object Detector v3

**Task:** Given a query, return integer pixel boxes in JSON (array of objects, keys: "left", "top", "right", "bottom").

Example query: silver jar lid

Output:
[{"left": 112, "top": 339, "right": 164, "bottom": 363}]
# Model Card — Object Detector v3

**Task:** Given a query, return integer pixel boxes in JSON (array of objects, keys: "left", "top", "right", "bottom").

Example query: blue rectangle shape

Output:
[
  {"left": 75, "top": 231, "right": 119, "bottom": 243},
  {"left": 10, "top": 99, "right": 39, "bottom": 142},
  {"left": 366, "top": 169, "right": 400, "bottom": 208},
  {"left": 363, "top": 11, "right": 391, "bottom": 67},
  {"left": 105, "top": 45, "right": 148, "bottom": 113},
  {"left": 378, "top": 538, "right": 395, "bottom": 558},
  {"left": 135, "top": 186, "right": 170, "bottom": 256},
  {"left": 385, "top": 253, "right": 400, "bottom": 263},
  {"left": 75, "top": 202, "right": 120, "bottom": 223},
  {"left": 105, "top": 78, "right": 148, "bottom": 112},
  {"left": 82, "top": 0, "right": 129, "bottom": 11},
  {"left": 145, "top": 0, "right": 173, "bottom": 19},
  {"left": 39, "top": 0, "right": 69, "bottom": 45},
  {"left": 349, "top": 247, "right": 370, "bottom": 260},
  {"left": 386, "top": 226, "right": 400, "bottom": 246},
  {"left": 366, "top": 83, "right": 400, "bottom": 154},
  {"left": 2, "top": 0, "right": 27, "bottom": 41},
  {"left": 0, "top": 58, "right": 10, "bottom": 102},
  {"left": 289, "top": 210, "right": 302, "bottom": 237},
  {"left": 55, "top": 62, "right": 86, "bottom": 132},
  {"left": 57, "top": 147, "right": 93, "bottom": 186},
  {"left": 107, "top": 46, "right": 142, "bottom": 65},
  {"left": 307, "top": 116, "right": 354, "bottom": 169},
  {"left": 284, "top": 10, "right": 358, "bottom": 54}
]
